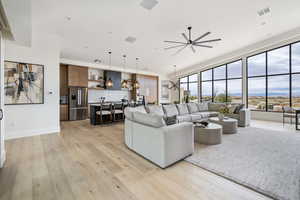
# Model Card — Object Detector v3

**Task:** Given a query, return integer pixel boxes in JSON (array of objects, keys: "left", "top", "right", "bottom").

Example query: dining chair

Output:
[
  {"left": 113, "top": 102, "right": 125, "bottom": 122},
  {"left": 96, "top": 103, "right": 113, "bottom": 124}
]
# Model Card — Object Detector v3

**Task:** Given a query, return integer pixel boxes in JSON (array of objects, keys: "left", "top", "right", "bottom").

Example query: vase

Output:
[{"left": 218, "top": 113, "right": 224, "bottom": 121}]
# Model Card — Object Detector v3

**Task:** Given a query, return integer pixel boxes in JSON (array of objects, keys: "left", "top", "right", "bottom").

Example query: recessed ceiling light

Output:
[
  {"left": 94, "top": 59, "right": 101, "bottom": 64},
  {"left": 125, "top": 36, "right": 137, "bottom": 43},
  {"left": 140, "top": 0, "right": 158, "bottom": 10}
]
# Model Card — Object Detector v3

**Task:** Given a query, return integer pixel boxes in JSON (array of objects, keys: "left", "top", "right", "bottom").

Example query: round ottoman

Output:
[
  {"left": 194, "top": 123, "right": 222, "bottom": 145},
  {"left": 208, "top": 117, "right": 238, "bottom": 134}
]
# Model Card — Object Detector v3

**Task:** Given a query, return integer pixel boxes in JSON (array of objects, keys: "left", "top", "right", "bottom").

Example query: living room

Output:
[{"left": 0, "top": 0, "right": 300, "bottom": 200}]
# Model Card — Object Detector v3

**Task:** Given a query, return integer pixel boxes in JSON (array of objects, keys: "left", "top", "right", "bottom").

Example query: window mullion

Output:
[{"left": 266, "top": 52, "right": 268, "bottom": 112}]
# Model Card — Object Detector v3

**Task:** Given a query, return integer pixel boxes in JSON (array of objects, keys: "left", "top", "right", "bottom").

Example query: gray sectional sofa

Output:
[
  {"left": 150, "top": 102, "right": 250, "bottom": 127},
  {"left": 124, "top": 102, "right": 250, "bottom": 168}
]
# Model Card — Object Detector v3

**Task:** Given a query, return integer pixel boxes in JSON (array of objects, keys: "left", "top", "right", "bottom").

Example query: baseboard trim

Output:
[
  {"left": 0, "top": 149, "right": 6, "bottom": 168},
  {"left": 5, "top": 127, "right": 61, "bottom": 140}
]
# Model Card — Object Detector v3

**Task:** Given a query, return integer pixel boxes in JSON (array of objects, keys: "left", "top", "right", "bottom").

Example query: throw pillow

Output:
[
  {"left": 164, "top": 115, "right": 177, "bottom": 125},
  {"left": 228, "top": 105, "right": 237, "bottom": 114},
  {"left": 234, "top": 104, "right": 245, "bottom": 114},
  {"left": 197, "top": 102, "right": 209, "bottom": 111},
  {"left": 176, "top": 104, "right": 189, "bottom": 115}
]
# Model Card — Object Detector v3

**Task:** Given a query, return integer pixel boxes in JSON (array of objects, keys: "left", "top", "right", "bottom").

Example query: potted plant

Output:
[{"left": 219, "top": 106, "right": 230, "bottom": 121}]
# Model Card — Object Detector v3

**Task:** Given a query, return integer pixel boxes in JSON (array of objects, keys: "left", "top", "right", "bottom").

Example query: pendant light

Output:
[
  {"left": 106, "top": 51, "right": 114, "bottom": 88},
  {"left": 121, "top": 55, "right": 128, "bottom": 88},
  {"left": 133, "top": 58, "right": 140, "bottom": 89}
]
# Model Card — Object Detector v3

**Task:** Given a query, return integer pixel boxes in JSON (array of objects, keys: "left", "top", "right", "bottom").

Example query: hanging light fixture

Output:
[
  {"left": 106, "top": 51, "right": 114, "bottom": 88},
  {"left": 121, "top": 55, "right": 128, "bottom": 88},
  {"left": 133, "top": 58, "right": 140, "bottom": 89}
]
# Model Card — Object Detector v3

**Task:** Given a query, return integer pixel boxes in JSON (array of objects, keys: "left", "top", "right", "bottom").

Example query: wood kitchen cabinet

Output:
[
  {"left": 68, "top": 65, "right": 88, "bottom": 87},
  {"left": 60, "top": 64, "right": 68, "bottom": 96},
  {"left": 60, "top": 105, "right": 68, "bottom": 121}
]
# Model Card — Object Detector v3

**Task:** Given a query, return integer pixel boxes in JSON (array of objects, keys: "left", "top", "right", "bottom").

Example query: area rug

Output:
[{"left": 185, "top": 127, "right": 300, "bottom": 200}]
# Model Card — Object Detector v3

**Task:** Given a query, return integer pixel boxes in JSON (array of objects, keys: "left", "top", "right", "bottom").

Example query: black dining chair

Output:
[
  {"left": 282, "top": 106, "right": 296, "bottom": 126},
  {"left": 113, "top": 102, "right": 125, "bottom": 122},
  {"left": 96, "top": 103, "right": 113, "bottom": 124}
]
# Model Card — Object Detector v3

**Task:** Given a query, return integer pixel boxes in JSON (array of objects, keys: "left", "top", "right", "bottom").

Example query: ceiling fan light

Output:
[{"left": 106, "top": 78, "right": 114, "bottom": 88}]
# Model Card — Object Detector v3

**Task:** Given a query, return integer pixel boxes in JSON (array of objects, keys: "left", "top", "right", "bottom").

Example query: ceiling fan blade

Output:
[
  {"left": 193, "top": 32, "right": 211, "bottom": 43},
  {"left": 195, "top": 38, "right": 222, "bottom": 44},
  {"left": 164, "top": 40, "right": 187, "bottom": 45},
  {"left": 182, "top": 33, "right": 189, "bottom": 42},
  {"left": 190, "top": 45, "right": 196, "bottom": 53},
  {"left": 193, "top": 44, "right": 213, "bottom": 48},
  {"left": 164, "top": 44, "right": 186, "bottom": 50},
  {"left": 173, "top": 45, "right": 188, "bottom": 55}
]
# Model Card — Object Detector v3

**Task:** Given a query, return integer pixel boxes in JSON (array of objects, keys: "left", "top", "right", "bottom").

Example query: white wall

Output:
[
  {"left": 4, "top": 32, "right": 60, "bottom": 140},
  {"left": 0, "top": 33, "right": 5, "bottom": 167}
]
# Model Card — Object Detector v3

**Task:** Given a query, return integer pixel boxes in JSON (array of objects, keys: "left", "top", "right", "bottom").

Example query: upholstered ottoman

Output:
[
  {"left": 194, "top": 123, "right": 222, "bottom": 145},
  {"left": 209, "top": 117, "right": 238, "bottom": 134}
]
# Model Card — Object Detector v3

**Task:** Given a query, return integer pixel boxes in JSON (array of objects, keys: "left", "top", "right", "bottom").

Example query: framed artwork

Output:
[
  {"left": 4, "top": 61, "right": 44, "bottom": 105},
  {"left": 161, "top": 80, "right": 170, "bottom": 101}
]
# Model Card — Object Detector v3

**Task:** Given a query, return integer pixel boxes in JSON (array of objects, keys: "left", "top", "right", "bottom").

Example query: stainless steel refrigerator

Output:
[{"left": 69, "top": 87, "right": 88, "bottom": 121}]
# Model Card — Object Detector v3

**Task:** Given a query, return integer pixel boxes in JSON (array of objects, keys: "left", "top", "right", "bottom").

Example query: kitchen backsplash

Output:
[{"left": 88, "top": 89, "right": 131, "bottom": 103}]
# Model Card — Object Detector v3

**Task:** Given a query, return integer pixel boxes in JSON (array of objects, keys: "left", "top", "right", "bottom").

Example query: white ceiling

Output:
[{"left": 31, "top": 0, "right": 300, "bottom": 75}]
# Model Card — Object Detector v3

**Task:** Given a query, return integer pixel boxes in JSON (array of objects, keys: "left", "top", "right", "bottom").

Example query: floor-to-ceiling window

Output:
[
  {"left": 188, "top": 74, "right": 199, "bottom": 102},
  {"left": 200, "top": 69, "right": 213, "bottom": 101},
  {"left": 179, "top": 74, "right": 199, "bottom": 102},
  {"left": 200, "top": 60, "right": 242, "bottom": 103},
  {"left": 247, "top": 42, "right": 300, "bottom": 112}
]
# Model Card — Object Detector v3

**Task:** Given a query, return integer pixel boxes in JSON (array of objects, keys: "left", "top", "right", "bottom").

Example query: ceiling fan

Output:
[{"left": 164, "top": 26, "right": 221, "bottom": 54}]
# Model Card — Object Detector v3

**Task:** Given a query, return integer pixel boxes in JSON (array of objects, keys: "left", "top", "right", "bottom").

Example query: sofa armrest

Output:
[
  {"left": 161, "top": 122, "right": 194, "bottom": 167},
  {"left": 239, "top": 108, "right": 251, "bottom": 127}
]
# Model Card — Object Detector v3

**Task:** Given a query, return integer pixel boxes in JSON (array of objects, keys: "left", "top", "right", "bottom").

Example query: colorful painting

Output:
[{"left": 4, "top": 61, "right": 44, "bottom": 105}]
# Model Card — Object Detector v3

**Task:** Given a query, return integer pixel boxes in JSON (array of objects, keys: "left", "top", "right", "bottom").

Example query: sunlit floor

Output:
[{"left": 251, "top": 119, "right": 299, "bottom": 133}]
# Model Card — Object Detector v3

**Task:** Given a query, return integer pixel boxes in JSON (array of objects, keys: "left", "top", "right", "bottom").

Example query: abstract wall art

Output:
[
  {"left": 161, "top": 80, "right": 170, "bottom": 101},
  {"left": 4, "top": 61, "right": 44, "bottom": 105}
]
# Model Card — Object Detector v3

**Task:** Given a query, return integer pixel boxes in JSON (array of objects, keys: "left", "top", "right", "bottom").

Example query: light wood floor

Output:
[{"left": 0, "top": 120, "right": 272, "bottom": 200}]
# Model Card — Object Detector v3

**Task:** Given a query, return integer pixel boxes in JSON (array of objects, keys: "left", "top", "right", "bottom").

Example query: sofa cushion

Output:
[
  {"left": 194, "top": 111, "right": 219, "bottom": 118},
  {"left": 190, "top": 114, "right": 203, "bottom": 122},
  {"left": 226, "top": 113, "right": 240, "bottom": 120},
  {"left": 164, "top": 115, "right": 177, "bottom": 125},
  {"left": 177, "top": 115, "right": 192, "bottom": 123},
  {"left": 176, "top": 104, "right": 189, "bottom": 115},
  {"left": 228, "top": 104, "right": 237, "bottom": 114},
  {"left": 197, "top": 102, "right": 209, "bottom": 111},
  {"left": 187, "top": 103, "right": 199, "bottom": 113},
  {"left": 208, "top": 103, "right": 225, "bottom": 112},
  {"left": 163, "top": 104, "right": 179, "bottom": 117},
  {"left": 208, "top": 111, "right": 219, "bottom": 117},
  {"left": 135, "top": 106, "right": 147, "bottom": 113},
  {"left": 133, "top": 112, "right": 166, "bottom": 128},
  {"left": 124, "top": 107, "right": 135, "bottom": 120},
  {"left": 146, "top": 105, "right": 165, "bottom": 116}
]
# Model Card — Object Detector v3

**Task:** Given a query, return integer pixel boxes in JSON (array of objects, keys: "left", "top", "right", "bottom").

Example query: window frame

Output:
[
  {"left": 179, "top": 73, "right": 199, "bottom": 102},
  {"left": 246, "top": 42, "right": 300, "bottom": 112},
  {"left": 200, "top": 59, "right": 243, "bottom": 103}
]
